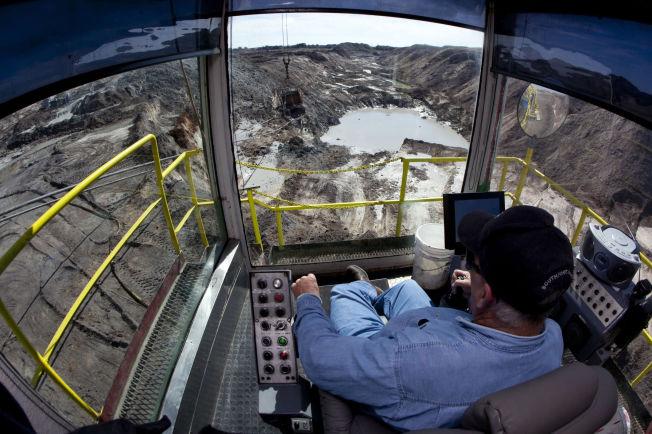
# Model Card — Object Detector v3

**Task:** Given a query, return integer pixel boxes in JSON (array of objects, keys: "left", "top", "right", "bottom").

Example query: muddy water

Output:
[{"left": 320, "top": 108, "right": 469, "bottom": 153}]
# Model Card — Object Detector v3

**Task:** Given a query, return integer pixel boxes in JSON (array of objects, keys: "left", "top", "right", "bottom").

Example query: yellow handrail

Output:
[{"left": 0, "top": 134, "right": 212, "bottom": 419}]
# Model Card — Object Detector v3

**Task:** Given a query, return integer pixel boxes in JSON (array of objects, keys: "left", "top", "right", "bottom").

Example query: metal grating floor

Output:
[
  {"left": 119, "top": 263, "right": 210, "bottom": 424},
  {"left": 212, "top": 293, "right": 281, "bottom": 433}
]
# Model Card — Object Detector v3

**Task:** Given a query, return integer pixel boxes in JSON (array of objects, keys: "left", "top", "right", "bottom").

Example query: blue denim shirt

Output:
[{"left": 293, "top": 294, "right": 563, "bottom": 431}]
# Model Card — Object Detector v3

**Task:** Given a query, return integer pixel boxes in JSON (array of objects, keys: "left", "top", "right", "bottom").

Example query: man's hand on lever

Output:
[
  {"left": 291, "top": 273, "right": 320, "bottom": 299},
  {"left": 451, "top": 269, "right": 471, "bottom": 298}
]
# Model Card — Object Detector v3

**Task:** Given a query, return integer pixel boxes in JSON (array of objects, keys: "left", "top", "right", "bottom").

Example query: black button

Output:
[
  {"left": 257, "top": 279, "right": 268, "bottom": 289},
  {"left": 259, "top": 307, "right": 269, "bottom": 317},
  {"left": 599, "top": 296, "right": 605, "bottom": 302},
  {"left": 592, "top": 303, "right": 598, "bottom": 309},
  {"left": 260, "top": 321, "right": 270, "bottom": 331},
  {"left": 263, "top": 351, "right": 273, "bottom": 361},
  {"left": 258, "top": 293, "right": 269, "bottom": 303},
  {"left": 262, "top": 336, "right": 272, "bottom": 347},
  {"left": 612, "top": 310, "right": 617, "bottom": 315},
  {"left": 280, "top": 365, "right": 291, "bottom": 375},
  {"left": 276, "top": 307, "right": 286, "bottom": 317},
  {"left": 606, "top": 303, "right": 611, "bottom": 308},
  {"left": 598, "top": 310, "right": 603, "bottom": 316},
  {"left": 264, "top": 364, "right": 275, "bottom": 374}
]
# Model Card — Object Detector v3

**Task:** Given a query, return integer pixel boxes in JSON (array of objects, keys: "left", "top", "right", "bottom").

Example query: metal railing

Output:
[
  {"left": 241, "top": 148, "right": 652, "bottom": 386},
  {"left": 0, "top": 134, "right": 214, "bottom": 419}
]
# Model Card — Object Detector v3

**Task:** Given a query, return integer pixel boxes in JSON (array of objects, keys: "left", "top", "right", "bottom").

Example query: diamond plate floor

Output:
[
  {"left": 212, "top": 294, "right": 281, "bottom": 434},
  {"left": 119, "top": 263, "right": 211, "bottom": 424}
]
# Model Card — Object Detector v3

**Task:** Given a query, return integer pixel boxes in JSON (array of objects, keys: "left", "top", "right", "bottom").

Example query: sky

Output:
[{"left": 230, "top": 13, "right": 484, "bottom": 49}]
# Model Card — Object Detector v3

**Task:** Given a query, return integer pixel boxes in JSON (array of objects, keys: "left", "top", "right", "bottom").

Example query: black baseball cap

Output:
[{"left": 457, "top": 205, "right": 574, "bottom": 315}]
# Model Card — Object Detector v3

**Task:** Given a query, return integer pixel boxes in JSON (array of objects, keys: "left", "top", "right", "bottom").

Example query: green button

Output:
[{"left": 277, "top": 336, "right": 288, "bottom": 346}]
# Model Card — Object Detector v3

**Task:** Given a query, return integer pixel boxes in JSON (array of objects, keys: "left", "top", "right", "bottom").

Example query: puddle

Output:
[{"left": 320, "top": 108, "right": 468, "bottom": 153}]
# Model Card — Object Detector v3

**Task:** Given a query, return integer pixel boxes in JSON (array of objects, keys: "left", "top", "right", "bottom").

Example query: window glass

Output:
[
  {"left": 229, "top": 13, "right": 483, "bottom": 264},
  {"left": 492, "top": 77, "right": 652, "bottom": 409},
  {"left": 0, "top": 58, "right": 223, "bottom": 424},
  {"left": 491, "top": 77, "right": 652, "bottom": 282}
]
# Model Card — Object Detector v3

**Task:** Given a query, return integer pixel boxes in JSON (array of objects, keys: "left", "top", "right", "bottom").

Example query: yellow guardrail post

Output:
[
  {"left": 152, "top": 145, "right": 181, "bottom": 255},
  {"left": 184, "top": 156, "right": 209, "bottom": 247},
  {"left": 498, "top": 159, "right": 509, "bottom": 191},
  {"left": 275, "top": 206, "right": 285, "bottom": 247},
  {"left": 514, "top": 148, "right": 533, "bottom": 204},
  {"left": 571, "top": 208, "right": 589, "bottom": 245},
  {"left": 395, "top": 158, "right": 410, "bottom": 236},
  {"left": 246, "top": 188, "right": 263, "bottom": 250}
]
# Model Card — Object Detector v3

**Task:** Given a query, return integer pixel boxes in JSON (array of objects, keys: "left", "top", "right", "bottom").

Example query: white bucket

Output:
[{"left": 412, "top": 223, "right": 454, "bottom": 290}]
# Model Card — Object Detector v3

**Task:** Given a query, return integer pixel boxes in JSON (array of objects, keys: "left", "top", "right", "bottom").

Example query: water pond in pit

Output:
[{"left": 320, "top": 108, "right": 469, "bottom": 153}]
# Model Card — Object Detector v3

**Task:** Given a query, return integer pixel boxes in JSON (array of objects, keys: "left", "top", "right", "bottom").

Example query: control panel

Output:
[
  {"left": 250, "top": 271, "right": 297, "bottom": 384},
  {"left": 568, "top": 261, "right": 625, "bottom": 328}
]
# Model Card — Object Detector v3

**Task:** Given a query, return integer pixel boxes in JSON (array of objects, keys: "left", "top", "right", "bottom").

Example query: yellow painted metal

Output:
[
  {"left": 395, "top": 159, "right": 410, "bottom": 236},
  {"left": 184, "top": 158, "right": 209, "bottom": 247},
  {"left": 498, "top": 160, "right": 509, "bottom": 191},
  {"left": 630, "top": 330, "right": 652, "bottom": 385},
  {"left": 162, "top": 149, "right": 200, "bottom": 179},
  {"left": 514, "top": 148, "right": 533, "bottom": 203},
  {"left": 644, "top": 330, "right": 652, "bottom": 345},
  {"left": 32, "top": 198, "right": 163, "bottom": 387},
  {"left": 247, "top": 188, "right": 263, "bottom": 250},
  {"left": 403, "top": 157, "right": 467, "bottom": 164},
  {"left": 152, "top": 141, "right": 181, "bottom": 254},
  {"left": 174, "top": 205, "right": 197, "bottom": 234},
  {"left": 571, "top": 208, "right": 589, "bottom": 246},
  {"left": 275, "top": 207, "right": 285, "bottom": 247},
  {"left": 0, "top": 297, "right": 100, "bottom": 418},
  {"left": 630, "top": 361, "right": 652, "bottom": 387},
  {"left": 0, "top": 134, "right": 157, "bottom": 278},
  {"left": 197, "top": 200, "right": 215, "bottom": 206},
  {"left": 251, "top": 191, "right": 442, "bottom": 212}
]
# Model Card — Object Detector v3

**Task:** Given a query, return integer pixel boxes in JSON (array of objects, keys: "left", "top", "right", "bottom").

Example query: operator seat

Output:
[{"left": 320, "top": 363, "right": 618, "bottom": 434}]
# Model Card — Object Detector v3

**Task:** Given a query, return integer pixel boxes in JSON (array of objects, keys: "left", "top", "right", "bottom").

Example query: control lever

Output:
[{"left": 439, "top": 255, "right": 469, "bottom": 311}]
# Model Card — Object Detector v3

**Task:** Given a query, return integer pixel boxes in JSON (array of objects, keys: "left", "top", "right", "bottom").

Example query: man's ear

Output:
[{"left": 476, "top": 281, "right": 497, "bottom": 310}]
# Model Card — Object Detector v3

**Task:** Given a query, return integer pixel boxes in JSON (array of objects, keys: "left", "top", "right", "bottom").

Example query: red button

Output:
[
  {"left": 279, "top": 350, "right": 289, "bottom": 360},
  {"left": 274, "top": 292, "right": 284, "bottom": 303}
]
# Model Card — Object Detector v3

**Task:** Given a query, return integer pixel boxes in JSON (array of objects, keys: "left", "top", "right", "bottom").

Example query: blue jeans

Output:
[{"left": 330, "top": 279, "right": 433, "bottom": 338}]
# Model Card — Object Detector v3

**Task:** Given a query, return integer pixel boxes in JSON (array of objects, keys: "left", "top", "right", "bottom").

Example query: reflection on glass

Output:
[{"left": 517, "top": 84, "right": 569, "bottom": 138}]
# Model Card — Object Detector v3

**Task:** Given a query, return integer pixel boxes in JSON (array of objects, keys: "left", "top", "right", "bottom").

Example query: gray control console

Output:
[
  {"left": 556, "top": 255, "right": 633, "bottom": 363},
  {"left": 250, "top": 271, "right": 297, "bottom": 384}
]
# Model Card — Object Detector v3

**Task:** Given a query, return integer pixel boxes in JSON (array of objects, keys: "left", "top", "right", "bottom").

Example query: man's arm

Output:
[{"left": 291, "top": 275, "right": 400, "bottom": 408}]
